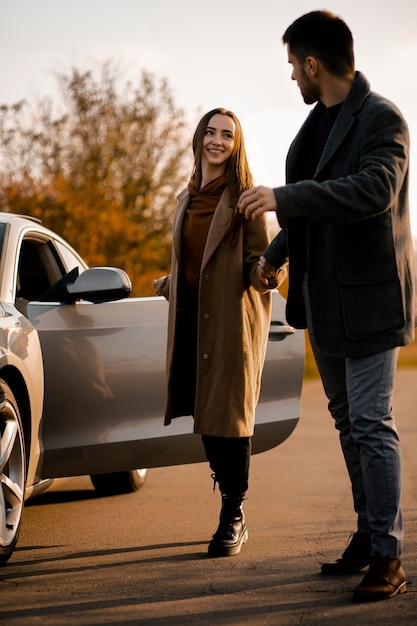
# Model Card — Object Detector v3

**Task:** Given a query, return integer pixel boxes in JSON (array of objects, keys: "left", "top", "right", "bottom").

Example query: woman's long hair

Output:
[
  {"left": 192, "top": 108, "right": 253, "bottom": 204},
  {"left": 191, "top": 108, "right": 253, "bottom": 242}
]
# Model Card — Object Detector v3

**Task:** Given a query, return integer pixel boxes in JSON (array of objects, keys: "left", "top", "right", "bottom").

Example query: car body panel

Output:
[
  {"left": 0, "top": 302, "right": 45, "bottom": 486},
  {"left": 0, "top": 213, "right": 89, "bottom": 496},
  {"left": 27, "top": 291, "right": 304, "bottom": 478}
]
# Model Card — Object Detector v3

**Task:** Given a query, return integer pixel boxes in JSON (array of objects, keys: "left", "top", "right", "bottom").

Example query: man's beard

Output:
[
  {"left": 299, "top": 68, "right": 320, "bottom": 104},
  {"left": 302, "top": 92, "right": 318, "bottom": 105}
]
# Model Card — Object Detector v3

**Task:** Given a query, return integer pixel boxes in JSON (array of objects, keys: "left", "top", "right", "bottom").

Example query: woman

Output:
[{"left": 154, "top": 108, "right": 286, "bottom": 557}]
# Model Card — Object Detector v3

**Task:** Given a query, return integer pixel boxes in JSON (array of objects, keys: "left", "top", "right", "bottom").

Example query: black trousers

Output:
[
  {"left": 202, "top": 435, "right": 251, "bottom": 497},
  {"left": 171, "top": 290, "right": 198, "bottom": 417}
]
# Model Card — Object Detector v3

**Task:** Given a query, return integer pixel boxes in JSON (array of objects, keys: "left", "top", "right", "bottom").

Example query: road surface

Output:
[{"left": 1, "top": 369, "right": 416, "bottom": 625}]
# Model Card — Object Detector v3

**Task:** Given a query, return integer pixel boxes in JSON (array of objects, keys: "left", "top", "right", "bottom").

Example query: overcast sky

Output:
[{"left": 1, "top": 0, "right": 416, "bottom": 235}]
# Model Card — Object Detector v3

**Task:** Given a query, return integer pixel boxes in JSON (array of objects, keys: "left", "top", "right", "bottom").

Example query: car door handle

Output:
[{"left": 268, "top": 320, "right": 295, "bottom": 341}]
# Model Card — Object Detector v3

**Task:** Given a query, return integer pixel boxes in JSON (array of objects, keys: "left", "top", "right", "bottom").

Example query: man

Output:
[{"left": 238, "top": 10, "right": 416, "bottom": 603}]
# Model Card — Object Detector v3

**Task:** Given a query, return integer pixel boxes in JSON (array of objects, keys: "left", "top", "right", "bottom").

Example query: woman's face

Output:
[{"left": 202, "top": 113, "right": 235, "bottom": 172}]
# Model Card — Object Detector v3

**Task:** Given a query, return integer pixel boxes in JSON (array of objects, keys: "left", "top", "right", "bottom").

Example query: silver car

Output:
[{"left": 0, "top": 213, "right": 305, "bottom": 564}]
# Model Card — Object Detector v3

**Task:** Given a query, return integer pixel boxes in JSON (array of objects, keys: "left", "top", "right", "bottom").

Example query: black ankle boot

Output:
[
  {"left": 321, "top": 532, "right": 372, "bottom": 575},
  {"left": 208, "top": 495, "right": 248, "bottom": 557}
]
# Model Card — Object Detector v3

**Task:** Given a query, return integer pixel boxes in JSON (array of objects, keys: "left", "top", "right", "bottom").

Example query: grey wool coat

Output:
[
  {"left": 155, "top": 187, "right": 285, "bottom": 438},
  {"left": 264, "top": 71, "right": 416, "bottom": 358}
]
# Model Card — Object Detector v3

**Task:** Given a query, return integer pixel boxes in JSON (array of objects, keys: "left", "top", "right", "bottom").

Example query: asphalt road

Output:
[{"left": 1, "top": 369, "right": 416, "bottom": 625}]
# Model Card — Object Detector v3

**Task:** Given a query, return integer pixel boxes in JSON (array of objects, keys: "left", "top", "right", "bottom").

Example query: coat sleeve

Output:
[
  {"left": 274, "top": 100, "right": 409, "bottom": 228},
  {"left": 262, "top": 228, "right": 289, "bottom": 269},
  {"left": 243, "top": 214, "right": 287, "bottom": 293},
  {"left": 153, "top": 274, "right": 171, "bottom": 301}
]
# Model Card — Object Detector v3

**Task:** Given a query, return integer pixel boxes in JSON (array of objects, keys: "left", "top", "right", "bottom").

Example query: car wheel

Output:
[
  {"left": 0, "top": 379, "right": 26, "bottom": 565},
  {"left": 90, "top": 469, "right": 148, "bottom": 496}
]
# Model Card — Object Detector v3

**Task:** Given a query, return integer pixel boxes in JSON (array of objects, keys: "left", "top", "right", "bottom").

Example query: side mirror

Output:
[
  {"left": 39, "top": 267, "right": 132, "bottom": 304},
  {"left": 67, "top": 267, "right": 132, "bottom": 303}
]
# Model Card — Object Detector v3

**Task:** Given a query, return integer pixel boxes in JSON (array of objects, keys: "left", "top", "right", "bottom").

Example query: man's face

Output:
[{"left": 288, "top": 50, "right": 320, "bottom": 105}]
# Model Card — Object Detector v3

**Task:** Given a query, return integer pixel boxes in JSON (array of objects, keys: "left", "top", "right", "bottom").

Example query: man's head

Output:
[{"left": 283, "top": 10, "right": 354, "bottom": 78}]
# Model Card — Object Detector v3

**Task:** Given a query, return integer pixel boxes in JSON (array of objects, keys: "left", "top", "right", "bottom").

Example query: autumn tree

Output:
[{"left": 0, "top": 64, "right": 192, "bottom": 295}]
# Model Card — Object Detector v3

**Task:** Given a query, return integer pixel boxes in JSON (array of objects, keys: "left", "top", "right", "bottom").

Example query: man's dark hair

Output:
[{"left": 283, "top": 10, "right": 354, "bottom": 76}]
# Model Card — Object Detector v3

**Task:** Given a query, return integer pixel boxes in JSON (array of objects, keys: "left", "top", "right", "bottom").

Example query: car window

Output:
[
  {"left": 54, "top": 240, "right": 87, "bottom": 274},
  {"left": 15, "top": 235, "right": 87, "bottom": 315},
  {"left": 0, "top": 223, "right": 7, "bottom": 258},
  {"left": 0, "top": 223, "right": 7, "bottom": 284},
  {"left": 15, "top": 237, "right": 66, "bottom": 314}
]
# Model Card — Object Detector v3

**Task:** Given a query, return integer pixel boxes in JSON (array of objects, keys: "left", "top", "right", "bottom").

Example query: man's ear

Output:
[{"left": 305, "top": 56, "right": 319, "bottom": 77}]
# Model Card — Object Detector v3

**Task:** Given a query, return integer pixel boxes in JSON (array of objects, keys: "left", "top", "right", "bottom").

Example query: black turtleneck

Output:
[{"left": 304, "top": 101, "right": 343, "bottom": 178}]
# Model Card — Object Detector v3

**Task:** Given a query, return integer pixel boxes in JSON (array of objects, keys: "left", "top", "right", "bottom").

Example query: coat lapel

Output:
[
  {"left": 288, "top": 72, "right": 371, "bottom": 182},
  {"left": 172, "top": 188, "right": 189, "bottom": 263},
  {"left": 317, "top": 73, "right": 370, "bottom": 178},
  {"left": 201, "top": 189, "right": 234, "bottom": 269},
  {"left": 172, "top": 187, "right": 234, "bottom": 271}
]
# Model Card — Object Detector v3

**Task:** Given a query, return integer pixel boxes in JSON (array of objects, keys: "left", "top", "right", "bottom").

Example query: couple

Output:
[{"left": 154, "top": 10, "right": 416, "bottom": 604}]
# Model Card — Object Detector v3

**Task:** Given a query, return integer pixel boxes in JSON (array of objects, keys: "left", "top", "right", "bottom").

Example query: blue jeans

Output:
[
  {"left": 304, "top": 281, "right": 403, "bottom": 557},
  {"left": 312, "top": 347, "right": 403, "bottom": 558}
]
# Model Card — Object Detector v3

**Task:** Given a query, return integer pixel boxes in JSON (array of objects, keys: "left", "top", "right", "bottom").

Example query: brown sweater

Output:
[{"left": 181, "top": 174, "right": 227, "bottom": 297}]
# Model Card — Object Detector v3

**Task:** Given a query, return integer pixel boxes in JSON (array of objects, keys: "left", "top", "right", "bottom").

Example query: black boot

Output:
[
  {"left": 208, "top": 495, "right": 248, "bottom": 557},
  {"left": 321, "top": 532, "right": 372, "bottom": 575}
]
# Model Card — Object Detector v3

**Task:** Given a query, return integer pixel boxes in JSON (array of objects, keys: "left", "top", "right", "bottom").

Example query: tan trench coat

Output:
[{"left": 155, "top": 187, "right": 285, "bottom": 438}]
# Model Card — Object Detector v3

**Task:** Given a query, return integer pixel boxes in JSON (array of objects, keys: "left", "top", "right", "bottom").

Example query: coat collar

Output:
[
  {"left": 287, "top": 71, "right": 371, "bottom": 181},
  {"left": 316, "top": 72, "right": 370, "bottom": 177}
]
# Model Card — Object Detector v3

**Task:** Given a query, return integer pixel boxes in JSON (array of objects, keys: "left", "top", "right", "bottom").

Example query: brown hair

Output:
[{"left": 191, "top": 107, "right": 253, "bottom": 207}]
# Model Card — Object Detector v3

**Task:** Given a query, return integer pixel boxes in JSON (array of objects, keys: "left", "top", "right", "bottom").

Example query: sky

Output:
[{"left": 1, "top": 0, "right": 417, "bottom": 237}]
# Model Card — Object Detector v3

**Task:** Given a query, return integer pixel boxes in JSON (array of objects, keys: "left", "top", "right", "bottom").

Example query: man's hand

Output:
[
  {"left": 238, "top": 186, "right": 277, "bottom": 219},
  {"left": 257, "top": 255, "right": 278, "bottom": 286}
]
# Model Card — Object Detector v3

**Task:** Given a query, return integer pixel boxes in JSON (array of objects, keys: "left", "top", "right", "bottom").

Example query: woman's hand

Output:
[{"left": 257, "top": 255, "right": 278, "bottom": 286}]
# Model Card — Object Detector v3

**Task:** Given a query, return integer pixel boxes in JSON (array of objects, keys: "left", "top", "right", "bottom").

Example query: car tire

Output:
[
  {"left": 0, "top": 379, "right": 26, "bottom": 565},
  {"left": 90, "top": 469, "right": 148, "bottom": 496}
]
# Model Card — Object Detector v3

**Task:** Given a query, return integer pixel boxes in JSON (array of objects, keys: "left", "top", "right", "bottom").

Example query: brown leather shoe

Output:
[
  {"left": 353, "top": 557, "right": 406, "bottom": 602},
  {"left": 321, "top": 532, "right": 371, "bottom": 575}
]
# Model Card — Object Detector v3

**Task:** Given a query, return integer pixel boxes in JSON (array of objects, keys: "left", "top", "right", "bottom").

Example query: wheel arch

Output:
[{"left": 0, "top": 366, "right": 31, "bottom": 472}]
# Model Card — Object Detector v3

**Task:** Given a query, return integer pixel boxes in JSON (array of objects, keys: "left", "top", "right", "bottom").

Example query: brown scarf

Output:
[{"left": 181, "top": 174, "right": 227, "bottom": 297}]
